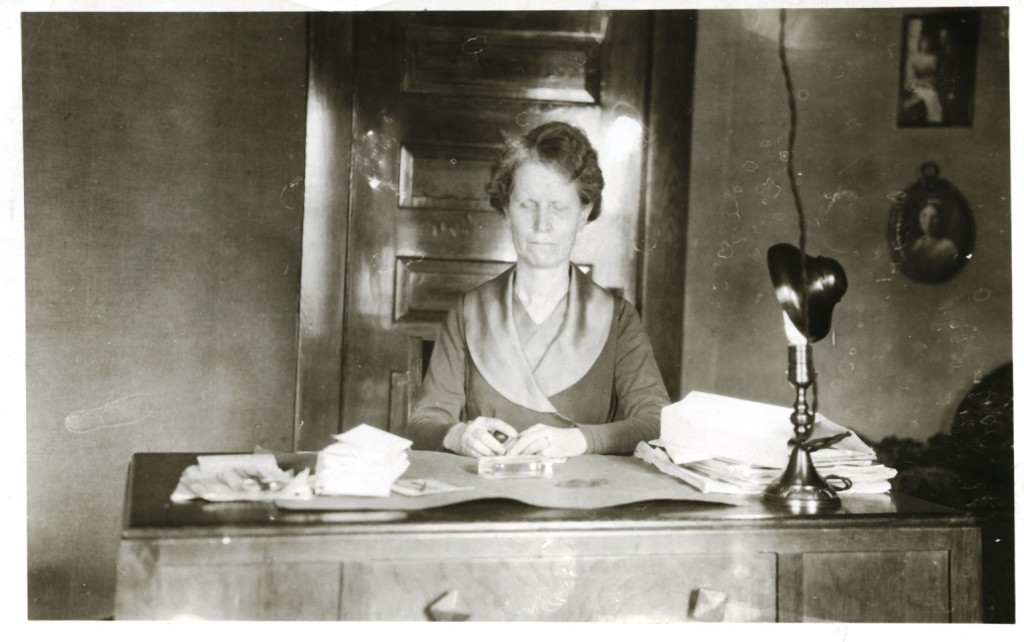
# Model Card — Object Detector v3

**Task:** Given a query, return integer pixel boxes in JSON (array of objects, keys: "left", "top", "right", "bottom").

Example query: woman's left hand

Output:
[{"left": 505, "top": 425, "right": 587, "bottom": 458}]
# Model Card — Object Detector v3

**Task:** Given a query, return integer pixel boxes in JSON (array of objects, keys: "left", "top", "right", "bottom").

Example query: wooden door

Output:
[{"left": 340, "top": 12, "right": 652, "bottom": 433}]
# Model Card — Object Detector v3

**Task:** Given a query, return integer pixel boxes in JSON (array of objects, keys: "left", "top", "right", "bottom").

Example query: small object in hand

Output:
[{"left": 493, "top": 431, "right": 519, "bottom": 451}]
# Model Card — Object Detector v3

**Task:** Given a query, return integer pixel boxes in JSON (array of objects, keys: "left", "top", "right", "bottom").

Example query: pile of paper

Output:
[
  {"left": 314, "top": 424, "right": 413, "bottom": 497},
  {"left": 637, "top": 391, "right": 896, "bottom": 494}
]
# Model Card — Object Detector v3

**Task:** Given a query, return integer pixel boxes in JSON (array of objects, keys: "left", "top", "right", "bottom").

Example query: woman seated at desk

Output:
[{"left": 402, "top": 121, "right": 670, "bottom": 458}]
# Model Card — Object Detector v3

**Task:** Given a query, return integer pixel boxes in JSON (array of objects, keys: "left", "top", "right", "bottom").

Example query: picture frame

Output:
[
  {"left": 897, "top": 11, "right": 980, "bottom": 127},
  {"left": 888, "top": 162, "right": 974, "bottom": 284}
]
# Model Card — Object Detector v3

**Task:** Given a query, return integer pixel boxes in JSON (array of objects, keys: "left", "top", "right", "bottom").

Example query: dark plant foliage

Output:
[{"left": 870, "top": 362, "right": 1014, "bottom": 623}]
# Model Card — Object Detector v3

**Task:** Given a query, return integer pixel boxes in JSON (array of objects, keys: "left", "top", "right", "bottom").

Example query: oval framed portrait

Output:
[{"left": 888, "top": 162, "right": 974, "bottom": 283}]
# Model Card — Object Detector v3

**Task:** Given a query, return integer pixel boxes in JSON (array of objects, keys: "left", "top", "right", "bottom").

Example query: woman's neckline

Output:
[{"left": 513, "top": 264, "right": 571, "bottom": 324}]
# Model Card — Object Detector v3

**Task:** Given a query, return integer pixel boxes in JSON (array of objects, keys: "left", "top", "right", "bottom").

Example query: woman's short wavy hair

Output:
[{"left": 486, "top": 121, "right": 604, "bottom": 222}]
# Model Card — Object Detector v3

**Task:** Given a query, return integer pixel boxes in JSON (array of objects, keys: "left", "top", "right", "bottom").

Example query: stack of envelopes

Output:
[
  {"left": 314, "top": 424, "right": 413, "bottom": 497},
  {"left": 637, "top": 391, "right": 896, "bottom": 494}
]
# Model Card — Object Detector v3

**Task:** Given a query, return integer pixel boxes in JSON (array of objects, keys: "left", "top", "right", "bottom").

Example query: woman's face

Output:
[
  {"left": 918, "top": 34, "right": 935, "bottom": 54},
  {"left": 919, "top": 203, "right": 941, "bottom": 236},
  {"left": 506, "top": 160, "right": 592, "bottom": 270}
]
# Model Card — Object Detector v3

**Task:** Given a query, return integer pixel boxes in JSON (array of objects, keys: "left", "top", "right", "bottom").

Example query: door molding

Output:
[
  {"left": 639, "top": 11, "right": 697, "bottom": 400},
  {"left": 294, "top": 13, "right": 355, "bottom": 450},
  {"left": 294, "top": 11, "right": 696, "bottom": 448}
]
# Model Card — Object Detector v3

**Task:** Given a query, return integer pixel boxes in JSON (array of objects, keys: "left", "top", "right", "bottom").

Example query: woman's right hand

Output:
[{"left": 442, "top": 417, "right": 518, "bottom": 457}]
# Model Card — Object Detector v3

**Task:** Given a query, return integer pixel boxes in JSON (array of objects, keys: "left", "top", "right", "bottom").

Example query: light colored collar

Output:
[{"left": 464, "top": 264, "right": 615, "bottom": 413}]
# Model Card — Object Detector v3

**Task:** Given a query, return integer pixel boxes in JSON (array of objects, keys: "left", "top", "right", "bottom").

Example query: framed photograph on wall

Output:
[
  {"left": 888, "top": 162, "right": 974, "bottom": 284},
  {"left": 897, "top": 11, "right": 980, "bottom": 127}
]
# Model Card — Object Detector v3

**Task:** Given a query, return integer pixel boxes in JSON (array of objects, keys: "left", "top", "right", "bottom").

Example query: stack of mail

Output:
[
  {"left": 314, "top": 424, "right": 413, "bottom": 497},
  {"left": 638, "top": 391, "right": 896, "bottom": 494}
]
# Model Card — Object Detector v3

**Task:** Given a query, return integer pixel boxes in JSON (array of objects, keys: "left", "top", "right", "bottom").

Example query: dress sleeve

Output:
[
  {"left": 574, "top": 301, "right": 671, "bottom": 454},
  {"left": 398, "top": 301, "right": 467, "bottom": 451}
]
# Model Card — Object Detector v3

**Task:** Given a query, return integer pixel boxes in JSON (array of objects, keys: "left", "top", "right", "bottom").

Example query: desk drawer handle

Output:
[
  {"left": 690, "top": 588, "right": 729, "bottom": 622},
  {"left": 427, "top": 589, "right": 471, "bottom": 622}
]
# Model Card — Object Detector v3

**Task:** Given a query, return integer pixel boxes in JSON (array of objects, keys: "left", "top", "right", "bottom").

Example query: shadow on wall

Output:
[{"left": 871, "top": 362, "right": 1014, "bottom": 623}]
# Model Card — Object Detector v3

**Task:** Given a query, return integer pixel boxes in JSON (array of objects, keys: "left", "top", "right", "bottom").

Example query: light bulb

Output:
[{"left": 782, "top": 311, "right": 808, "bottom": 346}]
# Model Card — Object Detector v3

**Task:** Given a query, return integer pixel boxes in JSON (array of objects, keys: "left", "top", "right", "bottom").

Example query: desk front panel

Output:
[
  {"left": 115, "top": 453, "right": 981, "bottom": 622},
  {"left": 116, "top": 522, "right": 979, "bottom": 622}
]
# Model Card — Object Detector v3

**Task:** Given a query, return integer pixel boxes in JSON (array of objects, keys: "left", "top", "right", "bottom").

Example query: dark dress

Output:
[{"left": 402, "top": 265, "right": 670, "bottom": 454}]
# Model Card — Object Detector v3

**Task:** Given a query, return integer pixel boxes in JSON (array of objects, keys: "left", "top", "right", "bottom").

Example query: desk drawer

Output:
[{"left": 340, "top": 553, "right": 776, "bottom": 621}]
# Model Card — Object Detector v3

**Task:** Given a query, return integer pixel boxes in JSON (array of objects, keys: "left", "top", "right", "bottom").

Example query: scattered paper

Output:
[
  {"left": 170, "top": 455, "right": 313, "bottom": 502},
  {"left": 391, "top": 478, "right": 474, "bottom": 496},
  {"left": 635, "top": 442, "right": 755, "bottom": 494}
]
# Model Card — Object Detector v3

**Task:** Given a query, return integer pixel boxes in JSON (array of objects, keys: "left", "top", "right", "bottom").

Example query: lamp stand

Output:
[{"left": 762, "top": 344, "right": 841, "bottom": 511}]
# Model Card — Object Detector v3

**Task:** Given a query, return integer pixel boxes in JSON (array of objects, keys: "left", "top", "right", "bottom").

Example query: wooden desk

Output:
[{"left": 115, "top": 452, "right": 981, "bottom": 622}]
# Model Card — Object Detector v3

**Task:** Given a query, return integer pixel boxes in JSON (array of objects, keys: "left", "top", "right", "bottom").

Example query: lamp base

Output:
[{"left": 762, "top": 445, "right": 840, "bottom": 512}]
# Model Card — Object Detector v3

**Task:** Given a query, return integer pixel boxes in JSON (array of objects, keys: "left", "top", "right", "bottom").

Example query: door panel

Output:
[{"left": 342, "top": 12, "right": 651, "bottom": 433}]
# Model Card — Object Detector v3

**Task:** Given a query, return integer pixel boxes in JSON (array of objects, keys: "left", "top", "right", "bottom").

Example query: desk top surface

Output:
[{"left": 123, "top": 452, "right": 970, "bottom": 539}]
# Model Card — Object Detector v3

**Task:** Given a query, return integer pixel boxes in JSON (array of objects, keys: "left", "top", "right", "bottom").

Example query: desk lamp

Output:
[
  {"left": 762, "top": 243, "right": 847, "bottom": 510},
  {"left": 761, "top": 9, "right": 849, "bottom": 510}
]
